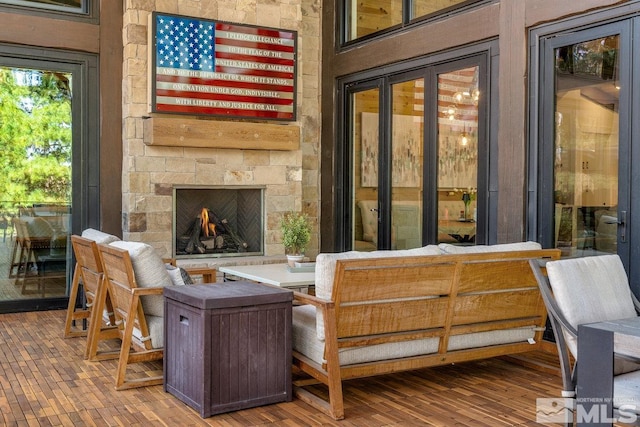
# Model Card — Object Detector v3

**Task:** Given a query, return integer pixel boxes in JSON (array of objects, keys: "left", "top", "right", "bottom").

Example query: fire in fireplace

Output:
[{"left": 173, "top": 186, "right": 264, "bottom": 258}]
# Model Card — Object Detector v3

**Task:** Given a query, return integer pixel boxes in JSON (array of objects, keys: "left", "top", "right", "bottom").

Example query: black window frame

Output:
[
  {"left": 0, "top": 0, "right": 97, "bottom": 22},
  {"left": 0, "top": 43, "right": 100, "bottom": 313},
  {"left": 339, "top": 0, "right": 486, "bottom": 47},
  {"left": 334, "top": 40, "right": 498, "bottom": 251}
]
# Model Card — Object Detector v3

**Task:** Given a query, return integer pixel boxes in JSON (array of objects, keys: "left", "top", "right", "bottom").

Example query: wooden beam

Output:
[
  {"left": 0, "top": 11, "right": 99, "bottom": 53},
  {"left": 143, "top": 116, "right": 300, "bottom": 150}
]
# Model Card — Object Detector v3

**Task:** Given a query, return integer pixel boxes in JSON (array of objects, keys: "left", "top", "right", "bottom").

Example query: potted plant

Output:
[{"left": 280, "top": 211, "right": 311, "bottom": 267}]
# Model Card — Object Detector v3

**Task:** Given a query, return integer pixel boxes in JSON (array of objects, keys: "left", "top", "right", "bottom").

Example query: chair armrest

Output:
[
  {"left": 529, "top": 259, "right": 578, "bottom": 339},
  {"left": 183, "top": 267, "right": 217, "bottom": 283},
  {"left": 293, "top": 290, "right": 331, "bottom": 307},
  {"left": 131, "top": 287, "right": 165, "bottom": 296}
]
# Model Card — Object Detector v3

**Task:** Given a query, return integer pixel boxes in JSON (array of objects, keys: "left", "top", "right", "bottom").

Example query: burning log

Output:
[
  {"left": 179, "top": 207, "right": 249, "bottom": 255},
  {"left": 221, "top": 218, "right": 249, "bottom": 251},
  {"left": 205, "top": 209, "right": 248, "bottom": 252},
  {"left": 200, "top": 208, "right": 218, "bottom": 237},
  {"left": 184, "top": 214, "right": 206, "bottom": 254}
]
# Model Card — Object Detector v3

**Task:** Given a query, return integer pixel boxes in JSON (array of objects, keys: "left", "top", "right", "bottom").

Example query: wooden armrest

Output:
[
  {"left": 161, "top": 258, "right": 217, "bottom": 283},
  {"left": 293, "top": 291, "right": 332, "bottom": 307},
  {"left": 131, "top": 287, "right": 165, "bottom": 296},
  {"left": 184, "top": 266, "right": 216, "bottom": 275},
  {"left": 183, "top": 267, "right": 217, "bottom": 283}
]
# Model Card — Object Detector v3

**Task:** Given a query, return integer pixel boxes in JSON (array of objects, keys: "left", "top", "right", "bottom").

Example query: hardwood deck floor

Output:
[{"left": 0, "top": 309, "right": 569, "bottom": 426}]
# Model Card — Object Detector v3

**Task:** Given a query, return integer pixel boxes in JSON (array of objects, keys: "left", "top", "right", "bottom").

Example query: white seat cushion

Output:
[
  {"left": 447, "top": 328, "right": 537, "bottom": 351},
  {"left": 133, "top": 314, "right": 164, "bottom": 349},
  {"left": 292, "top": 304, "right": 439, "bottom": 366}
]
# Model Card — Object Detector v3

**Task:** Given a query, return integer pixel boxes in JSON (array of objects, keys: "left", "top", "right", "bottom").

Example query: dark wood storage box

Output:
[{"left": 164, "top": 282, "right": 293, "bottom": 418}]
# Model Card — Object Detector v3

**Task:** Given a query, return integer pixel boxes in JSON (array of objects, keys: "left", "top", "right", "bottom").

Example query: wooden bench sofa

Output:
[{"left": 291, "top": 243, "right": 561, "bottom": 419}]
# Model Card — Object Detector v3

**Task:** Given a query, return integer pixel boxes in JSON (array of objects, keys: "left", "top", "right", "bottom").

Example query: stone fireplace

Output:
[
  {"left": 118, "top": 1, "right": 319, "bottom": 263},
  {"left": 173, "top": 186, "right": 265, "bottom": 259}
]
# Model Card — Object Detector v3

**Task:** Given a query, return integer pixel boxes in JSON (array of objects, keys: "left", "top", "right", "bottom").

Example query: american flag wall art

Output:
[{"left": 151, "top": 13, "right": 297, "bottom": 120}]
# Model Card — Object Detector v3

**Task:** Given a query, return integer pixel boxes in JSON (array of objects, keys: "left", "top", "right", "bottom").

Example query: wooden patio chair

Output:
[
  {"left": 15, "top": 216, "right": 65, "bottom": 297},
  {"left": 530, "top": 255, "right": 640, "bottom": 426},
  {"left": 65, "top": 235, "right": 121, "bottom": 361},
  {"left": 64, "top": 229, "right": 120, "bottom": 340},
  {"left": 65, "top": 230, "right": 216, "bottom": 363},
  {"left": 97, "top": 242, "right": 166, "bottom": 390}
]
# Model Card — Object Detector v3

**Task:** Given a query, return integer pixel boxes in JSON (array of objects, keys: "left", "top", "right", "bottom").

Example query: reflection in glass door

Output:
[
  {"left": 352, "top": 87, "right": 380, "bottom": 251},
  {"left": 0, "top": 67, "right": 72, "bottom": 302},
  {"left": 390, "top": 78, "right": 423, "bottom": 250},
  {"left": 552, "top": 36, "right": 620, "bottom": 256},
  {"left": 351, "top": 78, "right": 426, "bottom": 252},
  {"left": 437, "top": 66, "right": 479, "bottom": 244}
]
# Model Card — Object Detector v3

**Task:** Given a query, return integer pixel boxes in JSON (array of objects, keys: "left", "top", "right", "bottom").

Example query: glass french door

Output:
[
  {"left": 534, "top": 16, "right": 640, "bottom": 292},
  {"left": 351, "top": 85, "right": 381, "bottom": 251},
  {"left": 435, "top": 63, "right": 480, "bottom": 244},
  {"left": 347, "top": 55, "right": 487, "bottom": 251},
  {"left": 0, "top": 66, "right": 72, "bottom": 303},
  {"left": 0, "top": 45, "right": 98, "bottom": 312},
  {"left": 350, "top": 75, "right": 425, "bottom": 252}
]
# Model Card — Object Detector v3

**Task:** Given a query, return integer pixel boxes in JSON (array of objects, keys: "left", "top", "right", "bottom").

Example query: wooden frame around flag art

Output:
[{"left": 149, "top": 12, "right": 297, "bottom": 121}]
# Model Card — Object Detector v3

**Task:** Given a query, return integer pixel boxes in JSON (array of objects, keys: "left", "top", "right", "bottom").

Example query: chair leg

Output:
[
  {"left": 64, "top": 264, "right": 90, "bottom": 338},
  {"left": 19, "top": 246, "right": 34, "bottom": 294},
  {"left": 85, "top": 282, "right": 119, "bottom": 361},
  {"left": 114, "top": 296, "right": 163, "bottom": 390},
  {"left": 8, "top": 239, "right": 19, "bottom": 278}
]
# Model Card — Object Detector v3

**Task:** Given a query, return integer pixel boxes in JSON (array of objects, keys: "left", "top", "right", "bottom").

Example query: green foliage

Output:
[
  {"left": 280, "top": 211, "right": 311, "bottom": 255},
  {"left": 0, "top": 68, "right": 71, "bottom": 211}
]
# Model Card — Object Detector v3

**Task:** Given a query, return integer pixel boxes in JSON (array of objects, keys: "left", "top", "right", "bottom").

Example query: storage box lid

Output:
[{"left": 164, "top": 282, "right": 293, "bottom": 309}]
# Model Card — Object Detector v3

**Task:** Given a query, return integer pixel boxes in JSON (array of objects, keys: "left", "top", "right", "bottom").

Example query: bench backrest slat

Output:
[{"left": 331, "top": 249, "right": 560, "bottom": 344}]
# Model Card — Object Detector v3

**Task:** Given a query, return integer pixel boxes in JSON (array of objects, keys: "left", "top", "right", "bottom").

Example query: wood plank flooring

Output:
[{"left": 0, "top": 309, "right": 568, "bottom": 426}]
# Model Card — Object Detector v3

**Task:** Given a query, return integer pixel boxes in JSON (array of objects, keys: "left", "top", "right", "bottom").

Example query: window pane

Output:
[
  {"left": 0, "top": 67, "right": 73, "bottom": 300},
  {"left": 346, "top": 0, "right": 403, "bottom": 41},
  {"left": 353, "top": 88, "right": 380, "bottom": 252},
  {"left": 391, "top": 79, "right": 423, "bottom": 249},
  {"left": 554, "top": 36, "right": 619, "bottom": 255},
  {"left": 412, "top": 0, "right": 471, "bottom": 20},
  {"left": 437, "top": 66, "right": 479, "bottom": 244},
  {"left": 0, "top": 0, "right": 84, "bottom": 13}
]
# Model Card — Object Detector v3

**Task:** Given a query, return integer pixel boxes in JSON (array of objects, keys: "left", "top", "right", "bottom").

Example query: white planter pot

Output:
[{"left": 286, "top": 254, "right": 304, "bottom": 268}]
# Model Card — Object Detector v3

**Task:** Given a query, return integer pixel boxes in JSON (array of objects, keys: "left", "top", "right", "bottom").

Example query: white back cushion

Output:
[
  {"left": 81, "top": 228, "right": 120, "bottom": 244},
  {"left": 314, "top": 245, "right": 441, "bottom": 340},
  {"left": 438, "top": 241, "right": 542, "bottom": 254},
  {"left": 315, "top": 245, "right": 442, "bottom": 300},
  {"left": 546, "top": 254, "right": 637, "bottom": 356},
  {"left": 108, "top": 241, "right": 174, "bottom": 317}
]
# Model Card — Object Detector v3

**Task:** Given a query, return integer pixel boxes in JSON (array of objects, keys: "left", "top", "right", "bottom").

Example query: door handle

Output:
[{"left": 605, "top": 210, "right": 626, "bottom": 242}]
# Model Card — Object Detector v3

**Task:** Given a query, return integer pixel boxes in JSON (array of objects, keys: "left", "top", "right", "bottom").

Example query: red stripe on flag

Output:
[
  {"left": 215, "top": 23, "right": 295, "bottom": 40},
  {"left": 213, "top": 66, "right": 293, "bottom": 80},
  {"left": 156, "top": 89, "right": 294, "bottom": 106},
  {"left": 156, "top": 103, "right": 295, "bottom": 119},
  {"left": 214, "top": 38, "right": 295, "bottom": 53},
  {"left": 214, "top": 51, "right": 294, "bottom": 66},
  {"left": 156, "top": 74, "right": 294, "bottom": 92}
]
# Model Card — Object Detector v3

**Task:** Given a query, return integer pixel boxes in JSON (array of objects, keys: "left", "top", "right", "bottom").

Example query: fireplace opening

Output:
[{"left": 173, "top": 186, "right": 264, "bottom": 259}]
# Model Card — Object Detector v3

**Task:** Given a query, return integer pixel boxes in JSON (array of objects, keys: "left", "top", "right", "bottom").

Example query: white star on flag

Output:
[{"left": 156, "top": 15, "right": 214, "bottom": 71}]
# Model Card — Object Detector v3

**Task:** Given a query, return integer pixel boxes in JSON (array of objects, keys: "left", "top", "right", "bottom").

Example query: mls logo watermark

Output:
[
  {"left": 536, "top": 398, "right": 574, "bottom": 424},
  {"left": 537, "top": 397, "right": 639, "bottom": 424}
]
